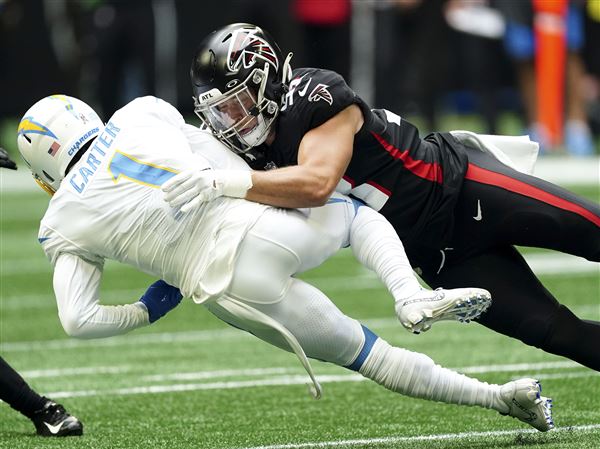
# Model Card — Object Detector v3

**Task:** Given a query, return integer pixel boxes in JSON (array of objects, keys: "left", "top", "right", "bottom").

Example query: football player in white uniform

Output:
[{"left": 16, "top": 94, "right": 553, "bottom": 432}]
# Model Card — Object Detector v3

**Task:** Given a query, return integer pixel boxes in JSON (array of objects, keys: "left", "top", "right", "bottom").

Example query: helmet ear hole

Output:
[{"left": 42, "top": 170, "right": 55, "bottom": 183}]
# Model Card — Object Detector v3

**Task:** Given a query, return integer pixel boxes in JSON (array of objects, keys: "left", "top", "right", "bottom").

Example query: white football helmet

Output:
[{"left": 17, "top": 94, "right": 104, "bottom": 194}]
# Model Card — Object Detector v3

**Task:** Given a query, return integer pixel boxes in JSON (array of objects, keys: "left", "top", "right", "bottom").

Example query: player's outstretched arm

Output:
[
  {"left": 246, "top": 104, "right": 362, "bottom": 208},
  {"left": 162, "top": 104, "right": 362, "bottom": 211},
  {"left": 0, "top": 146, "right": 17, "bottom": 170},
  {"left": 53, "top": 254, "right": 182, "bottom": 338}
]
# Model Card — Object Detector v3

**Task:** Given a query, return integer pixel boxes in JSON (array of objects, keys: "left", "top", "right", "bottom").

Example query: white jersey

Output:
[{"left": 40, "top": 96, "right": 268, "bottom": 303}]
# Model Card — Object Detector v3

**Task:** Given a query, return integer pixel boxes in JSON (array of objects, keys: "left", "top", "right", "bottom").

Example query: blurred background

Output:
[{"left": 1, "top": 0, "right": 599, "bottom": 157}]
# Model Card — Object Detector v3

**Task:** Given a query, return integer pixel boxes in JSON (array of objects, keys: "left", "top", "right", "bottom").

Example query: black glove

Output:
[{"left": 0, "top": 147, "right": 17, "bottom": 170}]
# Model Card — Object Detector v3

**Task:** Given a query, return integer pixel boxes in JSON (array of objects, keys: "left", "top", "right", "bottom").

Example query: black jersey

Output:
[{"left": 245, "top": 67, "right": 469, "bottom": 249}]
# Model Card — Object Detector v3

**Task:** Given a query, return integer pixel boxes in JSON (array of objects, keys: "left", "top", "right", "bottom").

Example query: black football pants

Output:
[
  {"left": 414, "top": 147, "right": 600, "bottom": 371},
  {"left": 0, "top": 356, "right": 46, "bottom": 418}
]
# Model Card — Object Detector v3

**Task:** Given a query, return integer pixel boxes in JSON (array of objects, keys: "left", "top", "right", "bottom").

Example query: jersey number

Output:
[{"left": 108, "top": 151, "right": 178, "bottom": 188}]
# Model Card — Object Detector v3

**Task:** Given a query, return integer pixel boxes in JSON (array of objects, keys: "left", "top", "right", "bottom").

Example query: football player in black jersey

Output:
[
  {"left": 1, "top": 155, "right": 83, "bottom": 436},
  {"left": 165, "top": 23, "right": 600, "bottom": 372}
]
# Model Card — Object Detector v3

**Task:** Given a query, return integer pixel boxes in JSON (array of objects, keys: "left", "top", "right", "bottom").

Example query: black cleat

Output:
[{"left": 31, "top": 398, "right": 83, "bottom": 437}]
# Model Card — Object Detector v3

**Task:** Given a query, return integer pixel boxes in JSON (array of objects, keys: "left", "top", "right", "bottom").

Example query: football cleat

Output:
[
  {"left": 499, "top": 378, "right": 554, "bottom": 432},
  {"left": 395, "top": 287, "right": 491, "bottom": 334},
  {"left": 31, "top": 398, "right": 83, "bottom": 437}
]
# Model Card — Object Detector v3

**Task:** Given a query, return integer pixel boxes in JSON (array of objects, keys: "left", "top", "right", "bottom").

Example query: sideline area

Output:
[{"left": 1, "top": 155, "right": 599, "bottom": 193}]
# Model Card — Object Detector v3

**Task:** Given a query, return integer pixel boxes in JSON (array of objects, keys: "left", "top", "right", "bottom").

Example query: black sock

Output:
[{"left": 0, "top": 356, "right": 47, "bottom": 419}]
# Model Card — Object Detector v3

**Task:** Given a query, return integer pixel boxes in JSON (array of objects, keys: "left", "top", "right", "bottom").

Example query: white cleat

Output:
[
  {"left": 395, "top": 287, "right": 492, "bottom": 334},
  {"left": 499, "top": 378, "right": 554, "bottom": 432}
]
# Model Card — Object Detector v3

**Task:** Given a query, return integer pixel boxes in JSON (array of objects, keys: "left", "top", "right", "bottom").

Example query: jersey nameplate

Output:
[{"left": 69, "top": 121, "right": 121, "bottom": 194}]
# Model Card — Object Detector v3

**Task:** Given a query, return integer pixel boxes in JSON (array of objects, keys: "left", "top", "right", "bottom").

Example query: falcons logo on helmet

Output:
[
  {"left": 308, "top": 84, "right": 333, "bottom": 105},
  {"left": 227, "top": 29, "right": 279, "bottom": 74}
]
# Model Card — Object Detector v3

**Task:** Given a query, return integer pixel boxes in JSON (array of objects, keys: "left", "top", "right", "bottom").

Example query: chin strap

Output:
[
  {"left": 282, "top": 52, "right": 294, "bottom": 85},
  {"left": 257, "top": 64, "right": 270, "bottom": 105},
  {"left": 34, "top": 176, "right": 55, "bottom": 196}
]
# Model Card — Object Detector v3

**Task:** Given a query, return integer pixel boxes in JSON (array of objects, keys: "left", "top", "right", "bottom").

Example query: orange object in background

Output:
[{"left": 533, "top": 0, "right": 568, "bottom": 148}]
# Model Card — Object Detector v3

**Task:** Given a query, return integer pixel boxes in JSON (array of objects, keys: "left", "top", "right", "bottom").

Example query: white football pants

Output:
[{"left": 204, "top": 194, "right": 365, "bottom": 367}]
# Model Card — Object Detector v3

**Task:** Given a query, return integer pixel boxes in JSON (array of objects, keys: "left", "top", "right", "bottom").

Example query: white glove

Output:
[{"left": 162, "top": 168, "right": 253, "bottom": 213}]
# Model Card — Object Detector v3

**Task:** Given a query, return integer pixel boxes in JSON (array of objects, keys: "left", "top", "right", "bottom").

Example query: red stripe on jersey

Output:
[
  {"left": 367, "top": 180, "right": 391, "bottom": 196},
  {"left": 465, "top": 163, "right": 600, "bottom": 227},
  {"left": 371, "top": 131, "right": 443, "bottom": 184},
  {"left": 342, "top": 175, "right": 355, "bottom": 188}
]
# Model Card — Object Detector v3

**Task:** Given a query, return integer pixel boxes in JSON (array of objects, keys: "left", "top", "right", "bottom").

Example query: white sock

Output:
[
  {"left": 350, "top": 206, "right": 422, "bottom": 301},
  {"left": 359, "top": 338, "right": 509, "bottom": 413}
]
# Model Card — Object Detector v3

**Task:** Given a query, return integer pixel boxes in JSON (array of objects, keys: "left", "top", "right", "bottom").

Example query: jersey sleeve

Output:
[
  {"left": 38, "top": 222, "right": 104, "bottom": 268},
  {"left": 284, "top": 68, "right": 359, "bottom": 131},
  {"left": 53, "top": 253, "right": 150, "bottom": 338}
]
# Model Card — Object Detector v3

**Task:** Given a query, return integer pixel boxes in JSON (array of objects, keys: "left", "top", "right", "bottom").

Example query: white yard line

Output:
[
  {"left": 235, "top": 424, "right": 600, "bottom": 449},
  {"left": 21, "top": 365, "right": 133, "bottom": 378},
  {"left": 0, "top": 251, "right": 598, "bottom": 279},
  {"left": 2, "top": 305, "right": 598, "bottom": 352},
  {"left": 457, "top": 360, "right": 580, "bottom": 373},
  {"left": 1, "top": 253, "right": 598, "bottom": 311},
  {"left": 142, "top": 367, "right": 295, "bottom": 381},
  {"left": 0, "top": 328, "right": 248, "bottom": 352},
  {"left": 47, "top": 374, "right": 364, "bottom": 399},
  {"left": 7, "top": 359, "right": 591, "bottom": 381},
  {"left": 44, "top": 361, "right": 598, "bottom": 399}
]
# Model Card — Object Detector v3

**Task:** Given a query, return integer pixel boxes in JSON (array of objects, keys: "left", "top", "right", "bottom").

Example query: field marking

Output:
[
  {"left": 457, "top": 360, "right": 580, "bottom": 373},
  {"left": 47, "top": 374, "right": 365, "bottom": 399},
  {"left": 1, "top": 251, "right": 598, "bottom": 280},
  {"left": 1, "top": 255, "right": 598, "bottom": 312},
  {"left": 142, "top": 367, "right": 295, "bottom": 381},
  {"left": 0, "top": 328, "right": 249, "bottom": 352},
  {"left": 3, "top": 307, "right": 599, "bottom": 351},
  {"left": 236, "top": 424, "right": 600, "bottom": 449},
  {"left": 6, "top": 360, "right": 590, "bottom": 381},
  {"left": 45, "top": 363, "right": 599, "bottom": 399},
  {"left": 21, "top": 365, "right": 133, "bottom": 378}
]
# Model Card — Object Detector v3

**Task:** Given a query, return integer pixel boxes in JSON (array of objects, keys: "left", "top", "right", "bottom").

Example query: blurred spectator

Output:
[
  {"left": 292, "top": 0, "right": 351, "bottom": 81},
  {"left": 78, "top": 0, "right": 157, "bottom": 118},
  {"left": 582, "top": 0, "right": 600, "bottom": 140},
  {"left": 496, "top": 0, "right": 595, "bottom": 155},
  {"left": 444, "top": 0, "right": 513, "bottom": 134},
  {"left": 374, "top": 0, "right": 451, "bottom": 131},
  {"left": 177, "top": 0, "right": 296, "bottom": 115},
  {"left": 0, "top": 0, "right": 79, "bottom": 118}
]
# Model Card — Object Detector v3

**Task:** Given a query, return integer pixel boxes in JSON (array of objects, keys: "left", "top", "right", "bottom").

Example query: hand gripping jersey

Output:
[
  {"left": 39, "top": 97, "right": 269, "bottom": 303},
  {"left": 244, "top": 67, "right": 469, "bottom": 250}
]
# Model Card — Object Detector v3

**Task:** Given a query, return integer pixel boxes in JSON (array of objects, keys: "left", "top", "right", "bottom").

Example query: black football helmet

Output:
[{"left": 190, "top": 23, "right": 293, "bottom": 153}]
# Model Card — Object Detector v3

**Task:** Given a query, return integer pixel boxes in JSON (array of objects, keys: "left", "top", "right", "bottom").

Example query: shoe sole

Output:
[
  {"left": 534, "top": 395, "right": 555, "bottom": 431},
  {"left": 502, "top": 380, "right": 555, "bottom": 432},
  {"left": 529, "top": 381, "right": 555, "bottom": 432},
  {"left": 404, "top": 290, "right": 492, "bottom": 334}
]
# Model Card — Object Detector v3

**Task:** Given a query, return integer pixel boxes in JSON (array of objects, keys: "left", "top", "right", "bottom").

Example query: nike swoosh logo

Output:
[
  {"left": 44, "top": 421, "right": 63, "bottom": 434},
  {"left": 298, "top": 78, "right": 311, "bottom": 97},
  {"left": 473, "top": 200, "right": 483, "bottom": 221}
]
